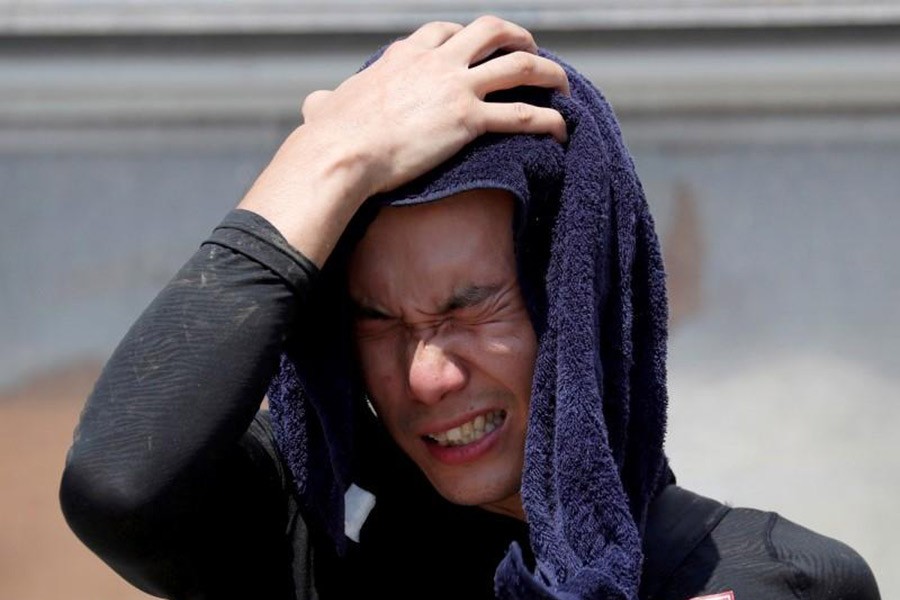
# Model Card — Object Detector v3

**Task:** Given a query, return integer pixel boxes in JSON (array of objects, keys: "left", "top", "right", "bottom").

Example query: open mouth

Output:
[{"left": 424, "top": 410, "right": 506, "bottom": 447}]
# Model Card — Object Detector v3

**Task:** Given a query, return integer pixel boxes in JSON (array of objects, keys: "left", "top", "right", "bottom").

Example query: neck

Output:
[{"left": 480, "top": 492, "right": 526, "bottom": 521}]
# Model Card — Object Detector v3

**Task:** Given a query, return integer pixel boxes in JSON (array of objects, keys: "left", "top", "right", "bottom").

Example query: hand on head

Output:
[
  {"left": 300, "top": 16, "right": 570, "bottom": 195},
  {"left": 239, "top": 16, "right": 569, "bottom": 267}
]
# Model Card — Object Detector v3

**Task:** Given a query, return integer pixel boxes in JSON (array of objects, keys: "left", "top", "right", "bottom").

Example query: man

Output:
[{"left": 60, "top": 17, "right": 879, "bottom": 600}]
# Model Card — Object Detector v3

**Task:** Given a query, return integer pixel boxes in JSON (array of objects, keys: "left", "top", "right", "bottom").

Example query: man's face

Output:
[{"left": 348, "top": 189, "right": 537, "bottom": 519}]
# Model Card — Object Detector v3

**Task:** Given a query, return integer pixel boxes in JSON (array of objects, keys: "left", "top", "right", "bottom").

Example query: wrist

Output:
[{"left": 237, "top": 124, "right": 378, "bottom": 267}]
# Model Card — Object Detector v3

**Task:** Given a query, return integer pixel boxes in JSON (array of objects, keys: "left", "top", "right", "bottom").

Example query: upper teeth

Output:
[{"left": 427, "top": 410, "right": 505, "bottom": 447}]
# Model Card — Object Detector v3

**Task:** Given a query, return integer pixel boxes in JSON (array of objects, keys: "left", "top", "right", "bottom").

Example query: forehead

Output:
[{"left": 347, "top": 189, "right": 517, "bottom": 307}]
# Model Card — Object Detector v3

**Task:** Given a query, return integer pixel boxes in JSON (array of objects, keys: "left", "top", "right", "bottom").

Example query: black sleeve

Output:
[
  {"left": 59, "top": 209, "right": 318, "bottom": 599},
  {"left": 659, "top": 505, "right": 881, "bottom": 600},
  {"left": 643, "top": 487, "right": 880, "bottom": 600},
  {"left": 769, "top": 513, "right": 881, "bottom": 600}
]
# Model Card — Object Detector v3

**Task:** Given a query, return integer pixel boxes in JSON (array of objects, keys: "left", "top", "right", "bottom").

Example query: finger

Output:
[
  {"left": 440, "top": 15, "right": 537, "bottom": 65},
  {"left": 301, "top": 90, "right": 332, "bottom": 122},
  {"left": 404, "top": 21, "right": 465, "bottom": 48},
  {"left": 468, "top": 51, "right": 570, "bottom": 97},
  {"left": 477, "top": 102, "right": 569, "bottom": 144}
]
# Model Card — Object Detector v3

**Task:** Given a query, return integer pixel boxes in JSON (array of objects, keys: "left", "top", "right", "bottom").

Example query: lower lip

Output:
[{"left": 423, "top": 417, "right": 506, "bottom": 465}]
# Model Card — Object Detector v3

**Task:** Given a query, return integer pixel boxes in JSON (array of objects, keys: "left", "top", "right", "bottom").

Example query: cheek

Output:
[
  {"left": 356, "top": 335, "right": 403, "bottom": 397},
  {"left": 357, "top": 352, "right": 421, "bottom": 451},
  {"left": 473, "top": 322, "right": 537, "bottom": 385}
]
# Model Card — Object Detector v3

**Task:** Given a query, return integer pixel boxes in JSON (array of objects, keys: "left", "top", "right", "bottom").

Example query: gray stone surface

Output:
[
  {"left": 637, "top": 138, "right": 900, "bottom": 595},
  {"left": 4, "top": 0, "right": 900, "bottom": 33}
]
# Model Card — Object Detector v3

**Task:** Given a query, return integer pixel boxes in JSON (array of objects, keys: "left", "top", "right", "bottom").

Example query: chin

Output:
[{"left": 424, "top": 463, "right": 523, "bottom": 512}]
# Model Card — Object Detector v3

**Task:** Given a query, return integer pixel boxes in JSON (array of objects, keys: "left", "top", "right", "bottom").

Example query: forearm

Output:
[
  {"left": 60, "top": 209, "right": 316, "bottom": 596},
  {"left": 237, "top": 123, "right": 373, "bottom": 269}
]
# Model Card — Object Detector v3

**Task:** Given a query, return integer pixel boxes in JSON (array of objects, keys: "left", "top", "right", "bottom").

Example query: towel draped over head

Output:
[{"left": 267, "top": 48, "right": 671, "bottom": 599}]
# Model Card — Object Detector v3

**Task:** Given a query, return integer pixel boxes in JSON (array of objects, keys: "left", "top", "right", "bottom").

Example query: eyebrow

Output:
[
  {"left": 352, "top": 284, "right": 502, "bottom": 319},
  {"left": 439, "top": 284, "right": 502, "bottom": 314}
]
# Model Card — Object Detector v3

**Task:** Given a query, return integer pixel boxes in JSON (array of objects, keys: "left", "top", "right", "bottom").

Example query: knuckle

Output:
[
  {"left": 433, "top": 20, "right": 463, "bottom": 30},
  {"left": 301, "top": 90, "right": 327, "bottom": 115},
  {"left": 477, "top": 15, "right": 511, "bottom": 41},
  {"left": 513, "top": 103, "right": 533, "bottom": 124},
  {"left": 453, "top": 96, "right": 473, "bottom": 125},
  {"left": 475, "top": 14, "right": 506, "bottom": 32},
  {"left": 416, "top": 20, "right": 441, "bottom": 33},
  {"left": 513, "top": 52, "right": 535, "bottom": 76},
  {"left": 383, "top": 39, "right": 405, "bottom": 57},
  {"left": 520, "top": 28, "right": 536, "bottom": 48},
  {"left": 467, "top": 111, "right": 486, "bottom": 138},
  {"left": 472, "top": 16, "right": 536, "bottom": 51},
  {"left": 452, "top": 96, "right": 480, "bottom": 134}
]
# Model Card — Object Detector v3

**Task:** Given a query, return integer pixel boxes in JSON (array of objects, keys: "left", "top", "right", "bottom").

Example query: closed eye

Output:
[{"left": 353, "top": 303, "right": 392, "bottom": 321}]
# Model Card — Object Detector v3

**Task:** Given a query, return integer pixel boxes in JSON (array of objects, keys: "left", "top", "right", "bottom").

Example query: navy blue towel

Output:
[{"left": 267, "top": 49, "right": 671, "bottom": 599}]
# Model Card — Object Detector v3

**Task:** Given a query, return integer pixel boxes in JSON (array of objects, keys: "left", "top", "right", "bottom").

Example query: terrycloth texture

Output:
[{"left": 267, "top": 48, "right": 671, "bottom": 599}]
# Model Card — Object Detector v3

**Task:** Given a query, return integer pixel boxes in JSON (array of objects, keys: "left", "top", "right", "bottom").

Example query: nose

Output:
[{"left": 407, "top": 337, "right": 468, "bottom": 405}]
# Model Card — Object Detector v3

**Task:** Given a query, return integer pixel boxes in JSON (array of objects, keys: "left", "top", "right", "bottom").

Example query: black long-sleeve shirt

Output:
[{"left": 60, "top": 210, "right": 880, "bottom": 600}]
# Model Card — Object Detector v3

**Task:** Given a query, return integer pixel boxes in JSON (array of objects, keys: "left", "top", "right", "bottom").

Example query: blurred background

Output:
[{"left": 1, "top": 1, "right": 898, "bottom": 598}]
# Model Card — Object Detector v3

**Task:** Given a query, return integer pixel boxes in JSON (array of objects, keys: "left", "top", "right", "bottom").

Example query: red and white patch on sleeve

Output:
[{"left": 688, "top": 593, "right": 735, "bottom": 600}]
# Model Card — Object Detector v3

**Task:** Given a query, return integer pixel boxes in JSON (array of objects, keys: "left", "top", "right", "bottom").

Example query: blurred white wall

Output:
[{"left": 1, "top": 1, "right": 898, "bottom": 597}]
